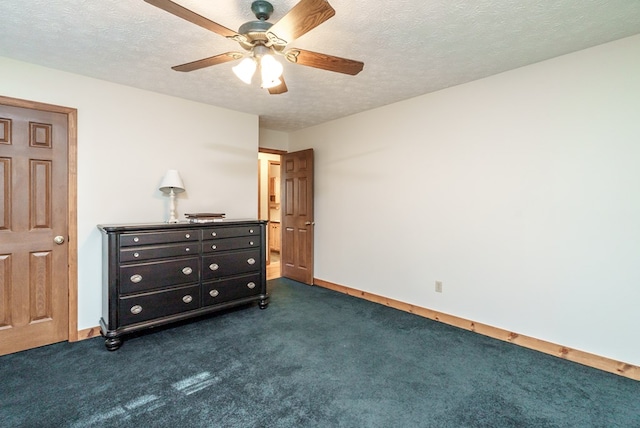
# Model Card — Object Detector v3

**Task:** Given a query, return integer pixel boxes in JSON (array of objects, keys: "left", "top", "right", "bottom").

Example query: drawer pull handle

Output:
[
  {"left": 249, "top": 241, "right": 254, "bottom": 246},
  {"left": 130, "top": 305, "right": 143, "bottom": 315},
  {"left": 209, "top": 263, "right": 219, "bottom": 271},
  {"left": 130, "top": 274, "right": 142, "bottom": 283},
  {"left": 211, "top": 232, "right": 217, "bottom": 237},
  {"left": 182, "top": 267, "right": 193, "bottom": 275},
  {"left": 247, "top": 258, "right": 256, "bottom": 265},
  {"left": 182, "top": 295, "right": 193, "bottom": 304},
  {"left": 185, "top": 233, "right": 190, "bottom": 239},
  {"left": 247, "top": 282, "right": 256, "bottom": 289},
  {"left": 249, "top": 229, "right": 254, "bottom": 234},
  {"left": 185, "top": 247, "right": 190, "bottom": 252},
  {"left": 209, "top": 289, "right": 219, "bottom": 297},
  {"left": 211, "top": 245, "right": 217, "bottom": 250},
  {"left": 133, "top": 252, "right": 140, "bottom": 258},
  {"left": 133, "top": 237, "right": 139, "bottom": 242}
]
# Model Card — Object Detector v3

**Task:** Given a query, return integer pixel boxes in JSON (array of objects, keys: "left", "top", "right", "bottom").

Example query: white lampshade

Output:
[
  {"left": 260, "top": 54, "right": 283, "bottom": 89},
  {"left": 159, "top": 169, "right": 185, "bottom": 193},
  {"left": 232, "top": 57, "right": 257, "bottom": 84}
]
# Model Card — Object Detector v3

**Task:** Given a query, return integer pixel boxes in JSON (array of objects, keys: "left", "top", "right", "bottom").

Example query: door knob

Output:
[
  {"left": 54, "top": 235, "right": 65, "bottom": 245},
  {"left": 305, "top": 221, "right": 315, "bottom": 226}
]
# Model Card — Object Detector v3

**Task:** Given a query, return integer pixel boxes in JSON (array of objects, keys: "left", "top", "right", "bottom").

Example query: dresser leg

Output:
[
  {"left": 259, "top": 298, "right": 269, "bottom": 310},
  {"left": 105, "top": 337, "right": 122, "bottom": 351}
]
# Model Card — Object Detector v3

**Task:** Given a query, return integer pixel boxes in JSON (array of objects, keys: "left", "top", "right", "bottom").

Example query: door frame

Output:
[
  {"left": 259, "top": 148, "right": 286, "bottom": 273},
  {"left": 0, "top": 95, "right": 79, "bottom": 341}
]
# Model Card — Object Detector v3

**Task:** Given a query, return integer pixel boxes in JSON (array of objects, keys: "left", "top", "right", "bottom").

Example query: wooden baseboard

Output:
[
  {"left": 73, "top": 326, "right": 102, "bottom": 342},
  {"left": 314, "top": 278, "right": 639, "bottom": 381}
]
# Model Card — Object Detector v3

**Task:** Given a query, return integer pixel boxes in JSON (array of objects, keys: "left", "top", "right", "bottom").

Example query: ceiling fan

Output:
[{"left": 144, "top": 0, "right": 365, "bottom": 94}]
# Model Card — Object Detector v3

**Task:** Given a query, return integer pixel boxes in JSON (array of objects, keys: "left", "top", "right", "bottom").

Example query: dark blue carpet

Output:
[{"left": 1, "top": 278, "right": 639, "bottom": 427}]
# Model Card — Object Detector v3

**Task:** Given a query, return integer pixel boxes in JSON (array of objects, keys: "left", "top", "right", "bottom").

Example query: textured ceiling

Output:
[{"left": 1, "top": 0, "right": 640, "bottom": 132}]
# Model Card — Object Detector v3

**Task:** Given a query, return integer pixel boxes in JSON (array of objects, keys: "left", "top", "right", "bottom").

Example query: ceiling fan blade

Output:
[
  {"left": 266, "top": 0, "right": 335, "bottom": 46},
  {"left": 144, "top": 0, "right": 244, "bottom": 41},
  {"left": 268, "top": 76, "right": 288, "bottom": 95},
  {"left": 284, "top": 48, "right": 364, "bottom": 75},
  {"left": 172, "top": 52, "right": 243, "bottom": 72}
]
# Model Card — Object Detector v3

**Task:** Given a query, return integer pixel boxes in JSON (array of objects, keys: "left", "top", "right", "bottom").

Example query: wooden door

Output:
[
  {"left": 0, "top": 99, "right": 71, "bottom": 355},
  {"left": 281, "top": 149, "right": 314, "bottom": 284}
]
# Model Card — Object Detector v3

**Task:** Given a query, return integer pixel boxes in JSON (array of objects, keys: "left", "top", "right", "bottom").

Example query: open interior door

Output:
[{"left": 281, "top": 149, "right": 314, "bottom": 284}]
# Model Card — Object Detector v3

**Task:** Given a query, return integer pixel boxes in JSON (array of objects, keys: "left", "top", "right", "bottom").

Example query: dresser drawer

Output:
[
  {"left": 120, "top": 242, "right": 200, "bottom": 262},
  {"left": 202, "top": 249, "right": 261, "bottom": 280},
  {"left": 202, "top": 274, "right": 261, "bottom": 306},
  {"left": 120, "top": 256, "right": 200, "bottom": 294},
  {"left": 120, "top": 230, "right": 199, "bottom": 247},
  {"left": 202, "top": 236, "right": 260, "bottom": 253},
  {"left": 203, "top": 225, "right": 260, "bottom": 240},
  {"left": 118, "top": 285, "right": 200, "bottom": 326}
]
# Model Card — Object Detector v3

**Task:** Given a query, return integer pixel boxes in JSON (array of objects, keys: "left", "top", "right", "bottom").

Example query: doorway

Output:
[
  {"left": 259, "top": 148, "right": 315, "bottom": 284},
  {"left": 258, "top": 150, "right": 284, "bottom": 280}
]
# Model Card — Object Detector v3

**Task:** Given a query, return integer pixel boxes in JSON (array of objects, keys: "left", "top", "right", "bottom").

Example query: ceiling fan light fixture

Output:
[
  {"left": 260, "top": 53, "right": 283, "bottom": 88},
  {"left": 232, "top": 57, "right": 257, "bottom": 84}
]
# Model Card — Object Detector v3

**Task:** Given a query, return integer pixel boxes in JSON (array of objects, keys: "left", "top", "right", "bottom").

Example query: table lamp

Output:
[{"left": 159, "top": 169, "right": 185, "bottom": 223}]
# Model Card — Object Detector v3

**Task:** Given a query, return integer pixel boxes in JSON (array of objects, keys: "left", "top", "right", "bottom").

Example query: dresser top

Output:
[{"left": 98, "top": 219, "right": 265, "bottom": 233}]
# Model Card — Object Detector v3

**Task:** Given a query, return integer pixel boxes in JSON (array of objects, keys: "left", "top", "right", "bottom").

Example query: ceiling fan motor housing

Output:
[
  {"left": 238, "top": 1, "right": 280, "bottom": 52},
  {"left": 238, "top": 19, "right": 273, "bottom": 36}
]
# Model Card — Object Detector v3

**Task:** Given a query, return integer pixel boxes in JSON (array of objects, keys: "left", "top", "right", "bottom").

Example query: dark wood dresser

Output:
[{"left": 98, "top": 220, "right": 268, "bottom": 350}]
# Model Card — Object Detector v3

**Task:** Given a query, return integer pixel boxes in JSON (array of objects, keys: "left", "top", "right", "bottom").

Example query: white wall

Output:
[
  {"left": 289, "top": 35, "right": 640, "bottom": 366},
  {"left": 0, "top": 57, "right": 259, "bottom": 330},
  {"left": 259, "top": 128, "right": 289, "bottom": 151}
]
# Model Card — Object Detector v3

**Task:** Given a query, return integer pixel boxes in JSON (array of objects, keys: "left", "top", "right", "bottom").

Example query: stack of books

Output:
[{"left": 185, "top": 213, "right": 226, "bottom": 223}]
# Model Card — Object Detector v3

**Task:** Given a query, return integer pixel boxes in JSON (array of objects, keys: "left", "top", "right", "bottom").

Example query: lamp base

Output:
[{"left": 167, "top": 189, "right": 179, "bottom": 223}]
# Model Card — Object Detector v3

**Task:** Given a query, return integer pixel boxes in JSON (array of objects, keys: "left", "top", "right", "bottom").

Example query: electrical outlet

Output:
[{"left": 435, "top": 281, "right": 443, "bottom": 293}]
